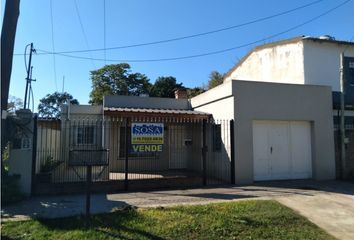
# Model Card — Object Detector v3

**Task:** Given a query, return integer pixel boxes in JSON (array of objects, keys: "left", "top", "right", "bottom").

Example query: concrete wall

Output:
[
  {"left": 9, "top": 110, "right": 34, "bottom": 195},
  {"left": 224, "top": 38, "right": 354, "bottom": 92},
  {"left": 224, "top": 42, "right": 305, "bottom": 84},
  {"left": 61, "top": 104, "right": 103, "bottom": 120},
  {"left": 191, "top": 81, "right": 234, "bottom": 120},
  {"left": 104, "top": 95, "right": 190, "bottom": 110},
  {"left": 191, "top": 82, "right": 234, "bottom": 181},
  {"left": 303, "top": 41, "right": 354, "bottom": 91},
  {"left": 233, "top": 81, "right": 335, "bottom": 184}
]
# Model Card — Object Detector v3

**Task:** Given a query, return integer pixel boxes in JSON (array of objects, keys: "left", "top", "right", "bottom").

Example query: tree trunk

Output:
[{"left": 1, "top": 0, "right": 20, "bottom": 172}]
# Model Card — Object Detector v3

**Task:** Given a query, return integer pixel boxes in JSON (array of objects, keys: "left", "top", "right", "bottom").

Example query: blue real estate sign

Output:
[{"left": 131, "top": 123, "right": 164, "bottom": 152}]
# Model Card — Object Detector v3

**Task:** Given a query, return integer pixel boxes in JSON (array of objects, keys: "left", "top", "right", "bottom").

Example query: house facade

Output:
[
  {"left": 12, "top": 37, "right": 344, "bottom": 195},
  {"left": 191, "top": 80, "right": 335, "bottom": 184},
  {"left": 38, "top": 79, "right": 334, "bottom": 187},
  {"left": 223, "top": 36, "right": 354, "bottom": 103},
  {"left": 33, "top": 92, "right": 228, "bottom": 193},
  {"left": 28, "top": 36, "right": 349, "bottom": 194},
  {"left": 223, "top": 35, "right": 354, "bottom": 178}
]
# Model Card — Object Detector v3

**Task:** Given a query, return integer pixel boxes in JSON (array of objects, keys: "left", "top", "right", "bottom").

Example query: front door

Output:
[{"left": 169, "top": 125, "right": 187, "bottom": 169}]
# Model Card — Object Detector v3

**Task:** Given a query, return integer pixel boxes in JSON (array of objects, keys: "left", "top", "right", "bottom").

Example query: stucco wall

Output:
[
  {"left": 303, "top": 41, "right": 354, "bottom": 91},
  {"left": 191, "top": 81, "right": 234, "bottom": 120},
  {"left": 224, "top": 42, "right": 305, "bottom": 84},
  {"left": 61, "top": 104, "right": 103, "bottom": 120},
  {"left": 191, "top": 83, "right": 234, "bottom": 181},
  {"left": 233, "top": 81, "right": 335, "bottom": 184}
]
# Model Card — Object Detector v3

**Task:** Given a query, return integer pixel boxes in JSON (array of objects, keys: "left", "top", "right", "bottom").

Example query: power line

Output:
[
  {"left": 35, "top": 0, "right": 352, "bottom": 63},
  {"left": 50, "top": 0, "right": 58, "bottom": 91},
  {"left": 73, "top": 0, "right": 96, "bottom": 68},
  {"left": 26, "top": 0, "right": 326, "bottom": 56},
  {"left": 103, "top": 0, "right": 106, "bottom": 64}
]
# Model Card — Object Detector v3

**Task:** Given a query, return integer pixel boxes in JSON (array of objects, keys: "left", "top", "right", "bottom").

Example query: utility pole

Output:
[
  {"left": 23, "top": 43, "right": 35, "bottom": 109},
  {"left": 340, "top": 52, "right": 346, "bottom": 179}
]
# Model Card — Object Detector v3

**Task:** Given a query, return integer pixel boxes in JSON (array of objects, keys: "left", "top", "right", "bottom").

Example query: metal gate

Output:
[{"left": 32, "top": 116, "right": 234, "bottom": 195}]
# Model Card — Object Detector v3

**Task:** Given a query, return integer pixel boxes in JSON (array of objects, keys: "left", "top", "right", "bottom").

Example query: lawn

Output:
[{"left": 1, "top": 200, "right": 334, "bottom": 240}]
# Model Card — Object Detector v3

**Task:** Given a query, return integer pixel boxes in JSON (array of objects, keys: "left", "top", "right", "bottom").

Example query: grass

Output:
[{"left": 1, "top": 200, "right": 335, "bottom": 240}]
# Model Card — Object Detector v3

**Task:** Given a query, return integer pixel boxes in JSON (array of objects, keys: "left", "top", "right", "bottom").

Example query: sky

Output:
[{"left": 3, "top": 0, "right": 354, "bottom": 111}]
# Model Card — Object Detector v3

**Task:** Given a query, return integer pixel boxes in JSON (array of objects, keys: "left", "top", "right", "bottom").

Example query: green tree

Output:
[
  {"left": 89, "top": 63, "right": 151, "bottom": 105},
  {"left": 187, "top": 87, "right": 206, "bottom": 98},
  {"left": 38, "top": 92, "right": 79, "bottom": 118},
  {"left": 150, "top": 76, "right": 184, "bottom": 98},
  {"left": 208, "top": 71, "right": 224, "bottom": 89},
  {"left": 7, "top": 95, "right": 23, "bottom": 115}
]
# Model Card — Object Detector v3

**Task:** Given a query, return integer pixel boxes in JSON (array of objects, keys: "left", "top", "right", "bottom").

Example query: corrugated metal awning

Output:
[{"left": 104, "top": 107, "right": 211, "bottom": 119}]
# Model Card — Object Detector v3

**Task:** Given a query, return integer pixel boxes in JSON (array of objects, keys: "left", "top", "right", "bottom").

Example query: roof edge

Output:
[{"left": 223, "top": 35, "right": 354, "bottom": 80}]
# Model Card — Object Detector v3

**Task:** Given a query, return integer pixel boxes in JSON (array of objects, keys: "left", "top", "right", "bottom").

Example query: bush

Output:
[{"left": 1, "top": 173, "right": 23, "bottom": 206}]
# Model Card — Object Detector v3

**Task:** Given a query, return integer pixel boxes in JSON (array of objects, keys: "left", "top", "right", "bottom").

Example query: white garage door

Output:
[{"left": 253, "top": 121, "right": 312, "bottom": 181}]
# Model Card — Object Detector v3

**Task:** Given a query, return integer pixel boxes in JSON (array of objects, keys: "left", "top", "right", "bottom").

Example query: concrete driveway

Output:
[{"left": 2, "top": 180, "right": 354, "bottom": 240}]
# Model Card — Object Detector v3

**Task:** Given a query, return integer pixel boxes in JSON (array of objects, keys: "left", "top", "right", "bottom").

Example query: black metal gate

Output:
[{"left": 32, "top": 116, "right": 234, "bottom": 195}]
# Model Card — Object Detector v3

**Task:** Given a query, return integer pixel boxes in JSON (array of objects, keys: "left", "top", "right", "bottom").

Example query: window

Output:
[
  {"left": 77, "top": 126, "right": 95, "bottom": 145},
  {"left": 213, "top": 124, "right": 222, "bottom": 152}
]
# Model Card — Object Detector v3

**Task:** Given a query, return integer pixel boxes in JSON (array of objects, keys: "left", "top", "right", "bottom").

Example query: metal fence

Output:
[
  {"left": 333, "top": 124, "right": 354, "bottom": 179},
  {"left": 33, "top": 117, "right": 234, "bottom": 194}
]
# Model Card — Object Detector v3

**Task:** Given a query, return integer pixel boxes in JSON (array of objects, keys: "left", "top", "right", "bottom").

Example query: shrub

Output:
[{"left": 40, "top": 156, "right": 61, "bottom": 173}]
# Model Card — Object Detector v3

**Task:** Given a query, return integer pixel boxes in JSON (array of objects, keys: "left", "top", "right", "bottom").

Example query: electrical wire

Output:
[
  {"left": 73, "top": 0, "right": 96, "bottom": 68},
  {"left": 16, "top": 0, "right": 326, "bottom": 56},
  {"left": 103, "top": 0, "right": 106, "bottom": 64},
  {"left": 50, "top": 0, "right": 58, "bottom": 91},
  {"left": 35, "top": 0, "right": 352, "bottom": 63},
  {"left": 24, "top": 44, "right": 30, "bottom": 71}
]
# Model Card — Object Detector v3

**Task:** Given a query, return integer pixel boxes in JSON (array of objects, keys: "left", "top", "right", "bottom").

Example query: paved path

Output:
[{"left": 2, "top": 180, "right": 354, "bottom": 240}]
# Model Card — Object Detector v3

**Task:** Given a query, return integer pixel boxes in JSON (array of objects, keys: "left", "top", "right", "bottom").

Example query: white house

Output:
[
  {"left": 222, "top": 35, "right": 354, "bottom": 178},
  {"left": 224, "top": 35, "right": 354, "bottom": 95}
]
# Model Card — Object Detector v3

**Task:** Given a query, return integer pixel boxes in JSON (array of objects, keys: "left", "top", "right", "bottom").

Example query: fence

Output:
[
  {"left": 33, "top": 117, "right": 234, "bottom": 194},
  {"left": 333, "top": 124, "right": 354, "bottom": 179}
]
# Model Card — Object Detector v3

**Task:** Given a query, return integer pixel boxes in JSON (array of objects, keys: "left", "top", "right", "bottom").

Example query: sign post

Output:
[{"left": 85, "top": 165, "right": 92, "bottom": 218}]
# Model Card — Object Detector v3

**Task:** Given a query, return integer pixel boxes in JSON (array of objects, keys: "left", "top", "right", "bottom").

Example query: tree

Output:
[
  {"left": 7, "top": 95, "right": 23, "bottom": 115},
  {"left": 38, "top": 92, "right": 79, "bottom": 118},
  {"left": 1, "top": 0, "right": 20, "bottom": 172},
  {"left": 208, "top": 71, "right": 224, "bottom": 89},
  {"left": 89, "top": 63, "right": 151, "bottom": 105},
  {"left": 150, "top": 76, "right": 184, "bottom": 98},
  {"left": 187, "top": 87, "right": 206, "bottom": 98}
]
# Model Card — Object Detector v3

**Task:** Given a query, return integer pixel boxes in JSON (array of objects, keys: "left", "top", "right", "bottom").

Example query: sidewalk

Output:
[
  {"left": 2, "top": 180, "right": 354, "bottom": 240},
  {"left": 0, "top": 180, "right": 335, "bottom": 221}
]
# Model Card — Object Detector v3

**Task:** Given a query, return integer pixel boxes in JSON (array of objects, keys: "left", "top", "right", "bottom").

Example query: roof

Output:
[
  {"left": 104, "top": 107, "right": 210, "bottom": 120},
  {"left": 224, "top": 35, "right": 354, "bottom": 79}
]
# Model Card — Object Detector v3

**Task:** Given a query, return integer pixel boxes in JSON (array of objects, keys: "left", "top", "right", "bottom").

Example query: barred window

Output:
[{"left": 77, "top": 126, "right": 95, "bottom": 145}]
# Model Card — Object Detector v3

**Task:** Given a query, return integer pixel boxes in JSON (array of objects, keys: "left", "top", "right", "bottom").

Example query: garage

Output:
[{"left": 253, "top": 120, "right": 312, "bottom": 181}]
